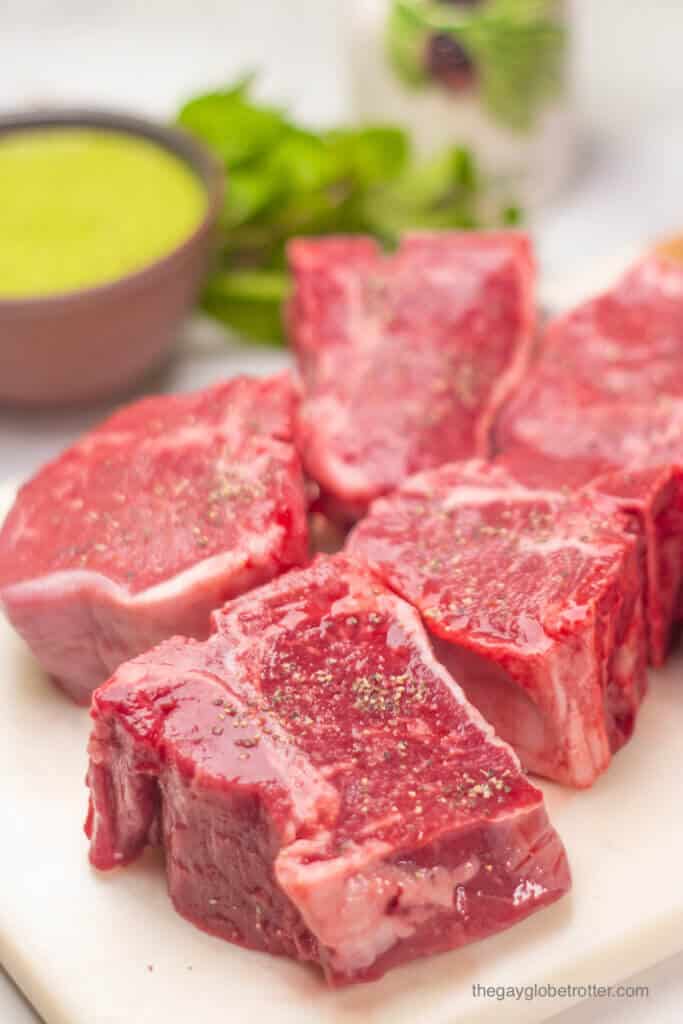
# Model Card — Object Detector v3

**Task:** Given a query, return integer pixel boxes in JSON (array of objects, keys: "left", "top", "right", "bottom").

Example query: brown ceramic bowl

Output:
[{"left": 0, "top": 110, "right": 223, "bottom": 406}]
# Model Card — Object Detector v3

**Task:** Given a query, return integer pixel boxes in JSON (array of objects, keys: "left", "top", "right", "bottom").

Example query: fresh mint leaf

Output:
[
  {"left": 177, "top": 88, "right": 290, "bottom": 169},
  {"left": 221, "top": 166, "right": 283, "bottom": 229},
  {"left": 266, "top": 130, "right": 340, "bottom": 194},
  {"left": 325, "top": 126, "right": 409, "bottom": 188},
  {"left": 202, "top": 270, "right": 290, "bottom": 345},
  {"left": 386, "top": 1, "right": 432, "bottom": 87},
  {"left": 364, "top": 145, "right": 481, "bottom": 242}
]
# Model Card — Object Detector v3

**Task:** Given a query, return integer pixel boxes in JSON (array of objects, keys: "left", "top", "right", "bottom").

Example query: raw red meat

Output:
[
  {"left": 347, "top": 460, "right": 648, "bottom": 788},
  {"left": 86, "top": 554, "right": 570, "bottom": 986},
  {"left": 496, "top": 453, "right": 683, "bottom": 665},
  {"left": 498, "top": 399, "right": 683, "bottom": 493},
  {"left": 0, "top": 375, "right": 308, "bottom": 704},
  {"left": 585, "top": 464, "right": 683, "bottom": 666},
  {"left": 288, "top": 232, "right": 536, "bottom": 523},
  {"left": 498, "top": 256, "right": 683, "bottom": 428},
  {"left": 496, "top": 256, "right": 683, "bottom": 663}
]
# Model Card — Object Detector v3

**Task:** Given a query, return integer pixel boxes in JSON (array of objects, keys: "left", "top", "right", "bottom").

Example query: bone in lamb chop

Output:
[
  {"left": 86, "top": 554, "right": 570, "bottom": 986},
  {"left": 0, "top": 374, "right": 308, "bottom": 703},
  {"left": 288, "top": 231, "right": 536, "bottom": 524},
  {"left": 348, "top": 459, "right": 648, "bottom": 788}
]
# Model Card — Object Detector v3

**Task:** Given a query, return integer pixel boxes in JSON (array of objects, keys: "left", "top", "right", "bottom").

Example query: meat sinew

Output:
[
  {"left": 86, "top": 554, "right": 570, "bottom": 986},
  {"left": 288, "top": 232, "right": 536, "bottom": 523},
  {"left": 494, "top": 256, "right": 683, "bottom": 663},
  {"left": 0, "top": 375, "right": 308, "bottom": 704},
  {"left": 348, "top": 460, "right": 648, "bottom": 788}
]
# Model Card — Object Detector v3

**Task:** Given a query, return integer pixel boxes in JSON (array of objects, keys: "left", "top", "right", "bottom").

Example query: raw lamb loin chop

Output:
[
  {"left": 0, "top": 375, "right": 308, "bottom": 704},
  {"left": 288, "top": 232, "right": 536, "bottom": 523},
  {"left": 348, "top": 460, "right": 648, "bottom": 788},
  {"left": 496, "top": 256, "right": 683, "bottom": 664},
  {"left": 86, "top": 554, "right": 570, "bottom": 986}
]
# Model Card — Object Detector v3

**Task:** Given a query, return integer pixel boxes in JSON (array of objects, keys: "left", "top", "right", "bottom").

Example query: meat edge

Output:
[{"left": 1, "top": 520, "right": 305, "bottom": 704}]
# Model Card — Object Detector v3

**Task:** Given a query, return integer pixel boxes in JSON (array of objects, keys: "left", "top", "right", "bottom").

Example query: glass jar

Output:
[{"left": 350, "top": 0, "right": 575, "bottom": 210}]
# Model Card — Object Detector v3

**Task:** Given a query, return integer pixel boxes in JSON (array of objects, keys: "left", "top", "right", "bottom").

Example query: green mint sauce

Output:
[{"left": 0, "top": 128, "right": 207, "bottom": 298}]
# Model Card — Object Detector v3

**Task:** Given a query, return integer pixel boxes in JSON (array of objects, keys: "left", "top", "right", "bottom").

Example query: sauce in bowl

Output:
[{"left": 0, "top": 128, "right": 208, "bottom": 298}]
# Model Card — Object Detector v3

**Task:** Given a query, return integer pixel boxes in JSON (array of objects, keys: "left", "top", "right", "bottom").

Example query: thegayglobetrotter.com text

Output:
[{"left": 472, "top": 982, "right": 649, "bottom": 1003}]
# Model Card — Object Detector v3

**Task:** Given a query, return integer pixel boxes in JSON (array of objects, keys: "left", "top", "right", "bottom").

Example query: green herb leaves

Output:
[
  {"left": 178, "top": 79, "right": 289, "bottom": 169},
  {"left": 202, "top": 270, "right": 290, "bottom": 345},
  {"left": 367, "top": 145, "right": 481, "bottom": 237}
]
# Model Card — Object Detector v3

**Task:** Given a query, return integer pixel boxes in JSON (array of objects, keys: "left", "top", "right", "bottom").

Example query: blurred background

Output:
[
  {"left": 4, "top": 0, "right": 683, "bottom": 276},
  {"left": 1, "top": 3, "right": 682, "bottom": 1020}
]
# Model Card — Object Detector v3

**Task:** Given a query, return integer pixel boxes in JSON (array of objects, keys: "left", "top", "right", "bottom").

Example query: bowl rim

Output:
[{"left": 0, "top": 108, "right": 224, "bottom": 313}]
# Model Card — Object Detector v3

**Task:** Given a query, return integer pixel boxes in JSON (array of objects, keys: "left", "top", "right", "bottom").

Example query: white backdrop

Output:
[
  {"left": 3, "top": 0, "right": 683, "bottom": 128},
  {"left": 0, "top": 0, "right": 347, "bottom": 124},
  {"left": 1, "top": 3, "right": 682, "bottom": 1022}
]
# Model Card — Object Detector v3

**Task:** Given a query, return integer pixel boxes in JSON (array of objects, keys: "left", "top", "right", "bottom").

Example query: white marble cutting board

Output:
[{"left": 1, "top": 477, "right": 682, "bottom": 1024}]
